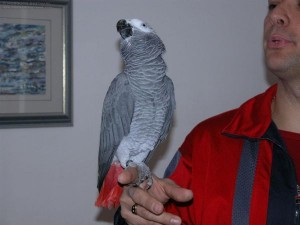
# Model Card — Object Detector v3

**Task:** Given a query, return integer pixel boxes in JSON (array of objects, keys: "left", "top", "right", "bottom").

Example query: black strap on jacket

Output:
[{"left": 264, "top": 122, "right": 298, "bottom": 225}]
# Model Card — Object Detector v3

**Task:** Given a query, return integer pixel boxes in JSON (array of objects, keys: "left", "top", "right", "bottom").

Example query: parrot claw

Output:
[{"left": 126, "top": 161, "right": 153, "bottom": 189}]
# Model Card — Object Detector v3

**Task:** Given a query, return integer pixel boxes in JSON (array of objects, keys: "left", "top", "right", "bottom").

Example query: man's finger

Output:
[
  {"left": 127, "top": 186, "right": 164, "bottom": 215},
  {"left": 118, "top": 166, "right": 139, "bottom": 185},
  {"left": 120, "top": 190, "right": 164, "bottom": 225},
  {"left": 121, "top": 193, "right": 182, "bottom": 225},
  {"left": 162, "top": 179, "right": 194, "bottom": 203},
  {"left": 133, "top": 204, "right": 182, "bottom": 225}
]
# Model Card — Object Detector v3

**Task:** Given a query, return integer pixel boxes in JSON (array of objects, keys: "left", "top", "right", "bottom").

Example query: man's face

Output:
[{"left": 264, "top": 0, "right": 300, "bottom": 77}]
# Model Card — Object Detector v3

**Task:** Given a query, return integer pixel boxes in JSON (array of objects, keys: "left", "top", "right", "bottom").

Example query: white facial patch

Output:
[{"left": 128, "top": 19, "right": 153, "bottom": 33}]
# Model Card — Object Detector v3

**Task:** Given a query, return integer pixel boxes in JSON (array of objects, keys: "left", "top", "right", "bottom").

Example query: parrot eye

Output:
[{"left": 142, "top": 23, "right": 146, "bottom": 27}]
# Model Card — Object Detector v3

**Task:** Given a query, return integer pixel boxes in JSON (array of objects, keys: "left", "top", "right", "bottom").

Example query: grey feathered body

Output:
[
  {"left": 97, "top": 19, "right": 175, "bottom": 191},
  {"left": 115, "top": 55, "right": 171, "bottom": 166}
]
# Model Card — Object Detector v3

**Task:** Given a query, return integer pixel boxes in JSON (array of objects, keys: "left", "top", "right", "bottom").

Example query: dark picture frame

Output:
[{"left": 0, "top": 0, "right": 72, "bottom": 128}]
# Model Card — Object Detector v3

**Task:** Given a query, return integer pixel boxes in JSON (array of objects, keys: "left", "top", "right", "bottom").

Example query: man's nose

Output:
[{"left": 269, "top": 6, "right": 289, "bottom": 27}]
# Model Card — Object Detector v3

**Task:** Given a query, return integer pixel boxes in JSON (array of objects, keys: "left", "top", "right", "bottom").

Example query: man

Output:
[{"left": 116, "top": 0, "right": 300, "bottom": 224}]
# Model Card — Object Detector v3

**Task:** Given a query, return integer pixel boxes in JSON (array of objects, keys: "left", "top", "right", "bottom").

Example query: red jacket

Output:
[{"left": 165, "top": 84, "right": 298, "bottom": 225}]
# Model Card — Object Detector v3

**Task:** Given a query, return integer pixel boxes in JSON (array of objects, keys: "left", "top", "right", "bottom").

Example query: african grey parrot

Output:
[{"left": 95, "top": 19, "right": 175, "bottom": 208}]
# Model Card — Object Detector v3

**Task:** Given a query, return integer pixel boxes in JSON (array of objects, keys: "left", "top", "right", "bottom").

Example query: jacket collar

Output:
[
  {"left": 262, "top": 121, "right": 285, "bottom": 149},
  {"left": 222, "top": 84, "right": 277, "bottom": 139}
]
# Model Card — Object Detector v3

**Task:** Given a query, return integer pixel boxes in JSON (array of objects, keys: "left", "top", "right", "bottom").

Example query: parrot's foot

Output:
[{"left": 126, "top": 161, "right": 152, "bottom": 189}]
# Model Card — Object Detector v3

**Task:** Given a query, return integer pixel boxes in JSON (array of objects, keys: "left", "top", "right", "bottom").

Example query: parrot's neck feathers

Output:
[
  {"left": 124, "top": 55, "right": 165, "bottom": 68},
  {"left": 124, "top": 56, "right": 167, "bottom": 92}
]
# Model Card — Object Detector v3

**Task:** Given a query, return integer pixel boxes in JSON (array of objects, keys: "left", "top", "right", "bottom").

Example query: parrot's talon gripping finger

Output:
[
  {"left": 145, "top": 176, "right": 153, "bottom": 190},
  {"left": 126, "top": 161, "right": 153, "bottom": 189},
  {"left": 126, "top": 160, "right": 134, "bottom": 167}
]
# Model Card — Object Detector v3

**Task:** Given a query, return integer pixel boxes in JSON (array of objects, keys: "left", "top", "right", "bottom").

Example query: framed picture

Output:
[{"left": 0, "top": 0, "right": 72, "bottom": 128}]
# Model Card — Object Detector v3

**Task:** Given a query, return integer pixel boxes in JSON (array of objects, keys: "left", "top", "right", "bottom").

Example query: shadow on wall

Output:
[{"left": 95, "top": 207, "right": 116, "bottom": 224}]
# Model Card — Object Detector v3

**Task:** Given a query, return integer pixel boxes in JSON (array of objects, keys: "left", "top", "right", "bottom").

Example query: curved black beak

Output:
[{"left": 116, "top": 19, "right": 132, "bottom": 39}]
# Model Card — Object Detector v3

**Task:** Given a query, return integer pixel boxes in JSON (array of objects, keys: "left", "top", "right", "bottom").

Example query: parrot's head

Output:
[{"left": 116, "top": 19, "right": 165, "bottom": 64}]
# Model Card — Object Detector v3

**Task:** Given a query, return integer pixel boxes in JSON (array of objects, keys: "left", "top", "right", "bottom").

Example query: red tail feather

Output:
[{"left": 95, "top": 162, "right": 124, "bottom": 208}]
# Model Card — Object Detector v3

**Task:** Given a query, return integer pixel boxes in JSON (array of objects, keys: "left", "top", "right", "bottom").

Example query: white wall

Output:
[{"left": 0, "top": 0, "right": 270, "bottom": 224}]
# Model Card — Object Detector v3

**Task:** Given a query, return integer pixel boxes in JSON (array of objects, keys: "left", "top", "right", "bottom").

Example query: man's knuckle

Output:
[
  {"left": 128, "top": 186, "right": 138, "bottom": 198},
  {"left": 139, "top": 208, "right": 153, "bottom": 219},
  {"left": 120, "top": 191, "right": 130, "bottom": 203}
]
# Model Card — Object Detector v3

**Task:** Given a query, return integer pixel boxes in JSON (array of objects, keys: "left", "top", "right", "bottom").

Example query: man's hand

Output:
[{"left": 118, "top": 167, "right": 193, "bottom": 225}]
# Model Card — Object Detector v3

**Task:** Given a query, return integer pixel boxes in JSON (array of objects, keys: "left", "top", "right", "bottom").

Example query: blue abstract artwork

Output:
[{"left": 0, "top": 23, "right": 46, "bottom": 95}]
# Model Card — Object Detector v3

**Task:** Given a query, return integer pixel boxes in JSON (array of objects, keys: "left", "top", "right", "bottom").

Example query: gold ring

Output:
[{"left": 131, "top": 203, "right": 138, "bottom": 215}]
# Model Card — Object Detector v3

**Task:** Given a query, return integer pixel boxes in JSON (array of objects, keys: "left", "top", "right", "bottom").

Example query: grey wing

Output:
[
  {"left": 158, "top": 76, "right": 176, "bottom": 142},
  {"left": 144, "top": 76, "right": 176, "bottom": 163},
  {"left": 97, "top": 73, "right": 134, "bottom": 191}
]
